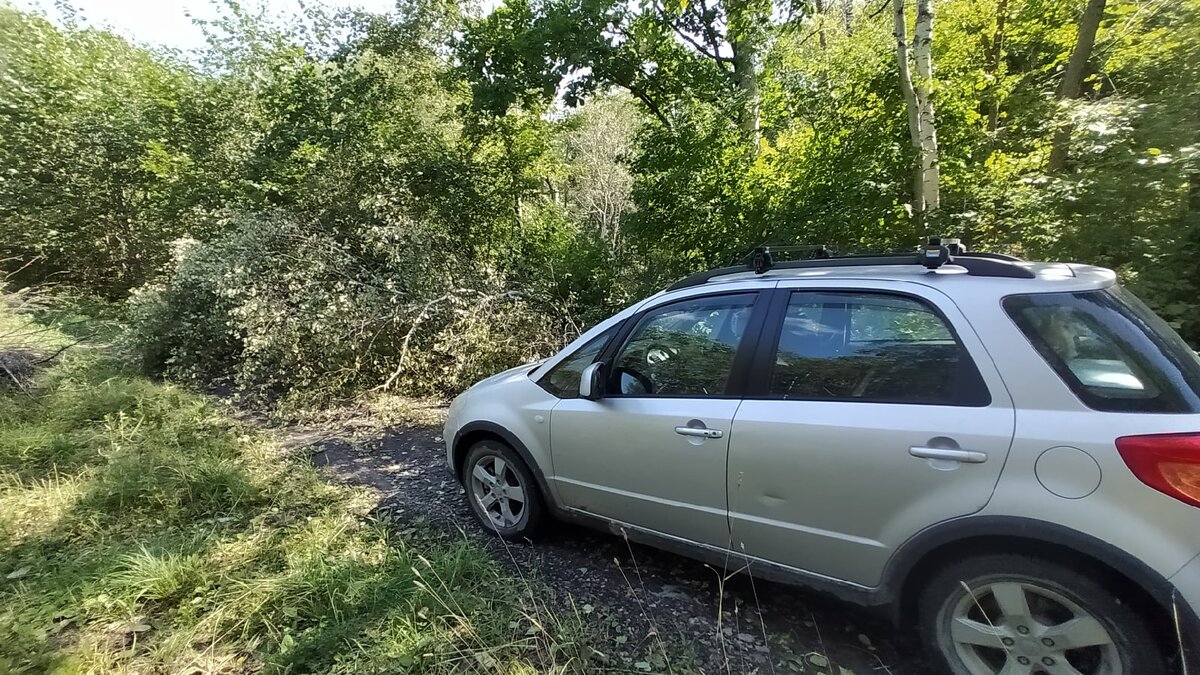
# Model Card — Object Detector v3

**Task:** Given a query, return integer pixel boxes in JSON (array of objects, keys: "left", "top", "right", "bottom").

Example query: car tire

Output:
[
  {"left": 917, "top": 553, "right": 1168, "bottom": 675},
  {"left": 462, "top": 440, "right": 546, "bottom": 541}
]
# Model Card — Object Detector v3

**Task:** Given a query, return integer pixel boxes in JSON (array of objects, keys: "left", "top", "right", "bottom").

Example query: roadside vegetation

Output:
[
  {"left": 0, "top": 296, "right": 614, "bottom": 674},
  {"left": 1, "top": 0, "right": 1198, "bottom": 670},
  {"left": 3, "top": 0, "right": 1198, "bottom": 410}
]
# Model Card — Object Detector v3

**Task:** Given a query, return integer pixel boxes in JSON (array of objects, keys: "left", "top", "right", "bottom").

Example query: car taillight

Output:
[{"left": 1116, "top": 433, "right": 1200, "bottom": 508}]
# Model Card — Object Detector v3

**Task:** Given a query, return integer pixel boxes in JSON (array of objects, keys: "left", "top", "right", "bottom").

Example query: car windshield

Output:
[{"left": 1004, "top": 287, "right": 1200, "bottom": 413}]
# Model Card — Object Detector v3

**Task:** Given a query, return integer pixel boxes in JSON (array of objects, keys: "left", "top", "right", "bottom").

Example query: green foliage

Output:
[
  {"left": 5, "top": 0, "right": 1200, "bottom": 408},
  {"left": 0, "top": 7, "right": 253, "bottom": 294},
  {"left": 618, "top": 0, "right": 1200, "bottom": 338},
  {"left": 0, "top": 1, "right": 636, "bottom": 400}
]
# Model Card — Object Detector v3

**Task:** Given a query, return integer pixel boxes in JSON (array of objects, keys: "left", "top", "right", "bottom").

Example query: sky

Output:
[{"left": 14, "top": 0, "right": 400, "bottom": 51}]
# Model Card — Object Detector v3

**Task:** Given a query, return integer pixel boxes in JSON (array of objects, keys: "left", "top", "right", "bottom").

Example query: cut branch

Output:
[{"left": 377, "top": 289, "right": 524, "bottom": 392}]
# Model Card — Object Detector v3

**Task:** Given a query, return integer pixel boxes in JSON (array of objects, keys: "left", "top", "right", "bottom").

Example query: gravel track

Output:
[{"left": 302, "top": 421, "right": 931, "bottom": 675}]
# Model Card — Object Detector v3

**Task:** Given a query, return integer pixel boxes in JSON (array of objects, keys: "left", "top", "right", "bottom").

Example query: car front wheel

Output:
[
  {"left": 918, "top": 554, "right": 1168, "bottom": 675},
  {"left": 462, "top": 440, "right": 545, "bottom": 540}
]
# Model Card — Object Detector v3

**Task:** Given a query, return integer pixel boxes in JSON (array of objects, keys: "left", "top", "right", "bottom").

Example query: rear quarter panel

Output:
[{"left": 960, "top": 282, "right": 1200, "bottom": 582}]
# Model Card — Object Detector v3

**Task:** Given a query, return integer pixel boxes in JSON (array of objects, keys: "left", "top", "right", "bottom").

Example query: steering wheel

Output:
[
  {"left": 614, "top": 366, "right": 655, "bottom": 395},
  {"left": 645, "top": 343, "right": 679, "bottom": 365}
]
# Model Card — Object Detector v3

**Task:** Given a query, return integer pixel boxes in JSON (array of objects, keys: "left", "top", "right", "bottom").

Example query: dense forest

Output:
[{"left": 2, "top": 0, "right": 1198, "bottom": 407}]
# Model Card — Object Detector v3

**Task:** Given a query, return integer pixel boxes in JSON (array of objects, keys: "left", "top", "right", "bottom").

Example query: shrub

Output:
[{"left": 125, "top": 210, "right": 580, "bottom": 404}]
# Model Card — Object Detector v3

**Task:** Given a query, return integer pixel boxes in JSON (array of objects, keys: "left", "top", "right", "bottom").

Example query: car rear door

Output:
[
  {"left": 726, "top": 281, "right": 1016, "bottom": 587},
  {"left": 550, "top": 290, "right": 768, "bottom": 548}
]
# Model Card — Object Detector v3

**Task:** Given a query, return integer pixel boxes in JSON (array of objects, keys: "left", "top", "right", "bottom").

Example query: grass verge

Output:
[{"left": 0, "top": 300, "right": 595, "bottom": 674}]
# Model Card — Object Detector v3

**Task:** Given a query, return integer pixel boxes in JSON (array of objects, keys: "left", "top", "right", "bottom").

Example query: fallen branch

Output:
[
  {"left": 376, "top": 289, "right": 524, "bottom": 392},
  {"left": 34, "top": 333, "right": 97, "bottom": 365}
]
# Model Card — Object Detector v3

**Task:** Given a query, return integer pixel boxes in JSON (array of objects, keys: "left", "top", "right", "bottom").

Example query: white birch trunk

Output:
[
  {"left": 913, "top": 0, "right": 939, "bottom": 213},
  {"left": 893, "top": 0, "right": 924, "bottom": 214},
  {"left": 842, "top": 0, "right": 854, "bottom": 34}
]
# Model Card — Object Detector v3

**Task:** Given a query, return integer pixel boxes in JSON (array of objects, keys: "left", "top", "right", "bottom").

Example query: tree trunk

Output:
[
  {"left": 983, "top": 0, "right": 1008, "bottom": 133},
  {"left": 1047, "top": 0, "right": 1107, "bottom": 172},
  {"left": 732, "top": 36, "right": 760, "bottom": 142},
  {"left": 842, "top": 0, "right": 853, "bottom": 34},
  {"left": 1191, "top": 172, "right": 1200, "bottom": 217},
  {"left": 894, "top": 0, "right": 931, "bottom": 220},
  {"left": 815, "top": 0, "right": 828, "bottom": 49},
  {"left": 913, "top": 0, "right": 939, "bottom": 214}
]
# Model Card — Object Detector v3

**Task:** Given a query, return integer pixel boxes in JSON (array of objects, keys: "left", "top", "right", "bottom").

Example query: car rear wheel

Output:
[
  {"left": 463, "top": 440, "right": 545, "bottom": 540},
  {"left": 918, "top": 554, "right": 1167, "bottom": 675}
]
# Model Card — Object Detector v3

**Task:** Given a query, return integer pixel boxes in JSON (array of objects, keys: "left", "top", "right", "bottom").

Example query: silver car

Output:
[{"left": 444, "top": 244, "right": 1200, "bottom": 675}]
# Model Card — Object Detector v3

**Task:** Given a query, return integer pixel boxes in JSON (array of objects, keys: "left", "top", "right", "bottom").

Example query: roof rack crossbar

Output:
[{"left": 664, "top": 252, "right": 1034, "bottom": 292}]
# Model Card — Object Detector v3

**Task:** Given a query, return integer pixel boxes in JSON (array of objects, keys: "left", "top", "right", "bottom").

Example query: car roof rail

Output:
[{"left": 664, "top": 239, "right": 1034, "bottom": 292}]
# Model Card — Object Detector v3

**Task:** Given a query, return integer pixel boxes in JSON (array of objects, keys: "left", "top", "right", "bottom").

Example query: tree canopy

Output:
[{"left": 2, "top": 0, "right": 1198, "bottom": 401}]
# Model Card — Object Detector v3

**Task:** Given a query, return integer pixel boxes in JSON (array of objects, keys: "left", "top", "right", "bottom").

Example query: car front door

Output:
[
  {"left": 727, "top": 283, "right": 1016, "bottom": 586},
  {"left": 550, "top": 291, "right": 766, "bottom": 548}
]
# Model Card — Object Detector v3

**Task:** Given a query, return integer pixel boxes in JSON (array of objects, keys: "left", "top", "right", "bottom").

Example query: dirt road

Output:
[{"left": 305, "top": 420, "right": 930, "bottom": 674}]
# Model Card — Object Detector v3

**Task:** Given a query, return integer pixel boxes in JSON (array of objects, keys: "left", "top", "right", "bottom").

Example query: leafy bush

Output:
[{"left": 125, "top": 210, "right": 582, "bottom": 404}]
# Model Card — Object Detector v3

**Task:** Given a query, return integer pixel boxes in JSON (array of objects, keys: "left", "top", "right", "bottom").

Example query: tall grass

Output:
[{"left": 0, "top": 303, "right": 592, "bottom": 674}]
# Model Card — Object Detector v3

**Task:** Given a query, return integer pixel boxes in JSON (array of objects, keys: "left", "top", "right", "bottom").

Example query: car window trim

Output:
[
  {"left": 534, "top": 325, "right": 620, "bottom": 398},
  {"left": 745, "top": 288, "right": 993, "bottom": 407},
  {"left": 597, "top": 290, "right": 769, "bottom": 400}
]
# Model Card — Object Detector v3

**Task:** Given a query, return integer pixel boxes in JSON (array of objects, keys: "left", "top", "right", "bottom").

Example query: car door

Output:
[
  {"left": 550, "top": 291, "right": 766, "bottom": 548},
  {"left": 727, "top": 283, "right": 1015, "bottom": 586}
]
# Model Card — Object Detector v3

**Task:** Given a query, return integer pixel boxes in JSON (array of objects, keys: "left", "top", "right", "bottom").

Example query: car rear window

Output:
[{"left": 1004, "top": 287, "right": 1200, "bottom": 413}]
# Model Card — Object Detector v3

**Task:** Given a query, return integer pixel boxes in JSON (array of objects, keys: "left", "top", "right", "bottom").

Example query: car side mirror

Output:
[{"left": 579, "top": 362, "right": 606, "bottom": 401}]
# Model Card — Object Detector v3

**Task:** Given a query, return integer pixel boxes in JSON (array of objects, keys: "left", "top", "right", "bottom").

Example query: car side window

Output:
[
  {"left": 1004, "top": 289, "right": 1200, "bottom": 412},
  {"left": 768, "top": 291, "right": 989, "bottom": 406},
  {"left": 610, "top": 294, "right": 756, "bottom": 397},
  {"left": 538, "top": 327, "right": 617, "bottom": 398}
]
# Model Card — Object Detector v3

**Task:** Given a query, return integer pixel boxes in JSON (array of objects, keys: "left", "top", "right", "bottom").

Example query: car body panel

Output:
[
  {"left": 728, "top": 400, "right": 1017, "bottom": 586},
  {"left": 980, "top": 395, "right": 1200, "bottom": 582},
  {"left": 443, "top": 367, "right": 561, "bottom": 500},
  {"left": 1171, "top": 551, "right": 1200, "bottom": 667},
  {"left": 1174, "top": 552, "right": 1200, "bottom": 614},
  {"left": 550, "top": 397, "right": 740, "bottom": 547},
  {"left": 727, "top": 278, "right": 1017, "bottom": 587},
  {"left": 545, "top": 282, "right": 772, "bottom": 547}
]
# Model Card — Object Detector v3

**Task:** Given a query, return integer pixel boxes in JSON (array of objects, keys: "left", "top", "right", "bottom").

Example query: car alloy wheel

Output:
[
  {"left": 940, "top": 577, "right": 1120, "bottom": 675},
  {"left": 468, "top": 452, "right": 528, "bottom": 530}
]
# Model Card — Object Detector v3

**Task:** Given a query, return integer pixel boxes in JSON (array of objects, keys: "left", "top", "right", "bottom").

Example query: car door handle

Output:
[
  {"left": 675, "top": 426, "right": 723, "bottom": 439},
  {"left": 909, "top": 446, "right": 988, "bottom": 463}
]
